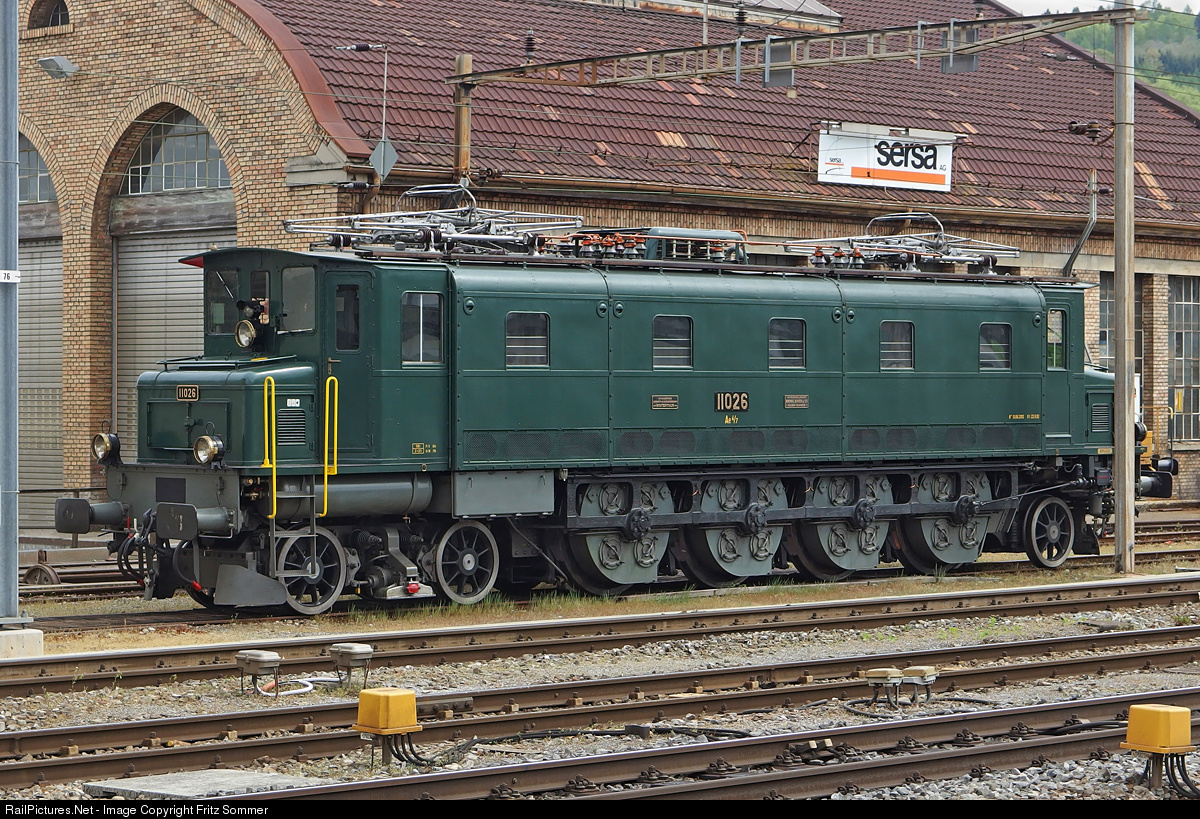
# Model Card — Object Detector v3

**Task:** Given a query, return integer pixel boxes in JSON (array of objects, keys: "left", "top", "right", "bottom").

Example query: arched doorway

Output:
[{"left": 110, "top": 109, "right": 236, "bottom": 457}]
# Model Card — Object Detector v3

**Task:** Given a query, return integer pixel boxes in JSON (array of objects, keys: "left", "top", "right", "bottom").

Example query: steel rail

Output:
[
  {"left": 6, "top": 576, "right": 1199, "bottom": 698},
  {"left": 7, "top": 631, "right": 1200, "bottom": 788},
  {"left": 216, "top": 688, "right": 1200, "bottom": 800}
]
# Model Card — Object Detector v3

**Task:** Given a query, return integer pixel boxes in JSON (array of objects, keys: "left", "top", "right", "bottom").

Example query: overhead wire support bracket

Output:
[{"left": 446, "top": 9, "right": 1143, "bottom": 90}]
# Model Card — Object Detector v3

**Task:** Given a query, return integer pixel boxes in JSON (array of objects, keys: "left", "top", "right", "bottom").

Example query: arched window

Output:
[
  {"left": 18, "top": 135, "right": 56, "bottom": 204},
  {"left": 30, "top": 0, "right": 69, "bottom": 28},
  {"left": 122, "top": 109, "right": 230, "bottom": 195}
]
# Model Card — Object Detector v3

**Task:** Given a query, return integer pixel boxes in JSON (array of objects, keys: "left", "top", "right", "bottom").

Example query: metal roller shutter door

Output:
[
  {"left": 116, "top": 230, "right": 236, "bottom": 459},
  {"left": 17, "top": 240, "right": 64, "bottom": 529}
]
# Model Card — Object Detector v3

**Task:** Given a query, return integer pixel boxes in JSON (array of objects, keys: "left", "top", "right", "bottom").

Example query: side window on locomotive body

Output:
[
  {"left": 769, "top": 318, "right": 806, "bottom": 369},
  {"left": 653, "top": 315, "right": 693, "bottom": 369},
  {"left": 279, "top": 266, "right": 315, "bottom": 333},
  {"left": 506, "top": 312, "right": 549, "bottom": 367},
  {"left": 1047, "top": 309, "right": 1067, "bottom": 369},
  {"left": 880, "top": 321, "right": 914, "bottom": 370},
  {"left": 335, "top": 284, "right": 359, "bottom": 351},
  {"left": 979, "top": 323, "right": 1012, "bottom": 370},
  {"left": 402, "top": 292, "right": 443, "bottom": 364}
]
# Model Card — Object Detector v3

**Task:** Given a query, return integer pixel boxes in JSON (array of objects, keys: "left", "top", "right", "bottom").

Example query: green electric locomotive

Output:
[{"left": 55, "top": 187, "right": 1177, "bottom": 614}]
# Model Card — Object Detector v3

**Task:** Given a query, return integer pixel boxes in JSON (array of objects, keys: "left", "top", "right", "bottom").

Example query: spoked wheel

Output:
[
  {"left": 897, "top": 519, "right": 962, "bottom": 576},
  {"left": 555, "top": 533, "right": 632, "bottom": 598},
  {"left": 788, "top": 525, "right": 853, "bottom": 582},
  {"left": 1024, "top": 495, "right": 1075, "bottom": 569},
  {"left": 433, "top": 521, "right": 500, "bottom": 605},
  {"left": 277, "top": 528, "right": 348, "bottom": 615},
  {"left": 678, "top": 527, "right": 748, "bottom": 589},
  {"left": 22, "top": 564, "right": 60, "bottom": 585}
]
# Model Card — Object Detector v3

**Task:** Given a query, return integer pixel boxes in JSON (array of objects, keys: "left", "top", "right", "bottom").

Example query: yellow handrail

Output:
[
  {"left": 320, "top": 376, "right": 339, "bottom": 517},
  {"left": 262, "top": 376, "right": 277, "bottom": 519}
]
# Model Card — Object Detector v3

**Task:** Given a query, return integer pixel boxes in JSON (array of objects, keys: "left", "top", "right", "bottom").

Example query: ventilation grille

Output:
[
  {"left": 1091, "top": 403, "right": 1113, "bottom": 434},
  {"left": 276, "top": 408, "right": 307, "bottom": 446},
  {"left": 464, "top": 430, "right": 606, "bottom": 464}
]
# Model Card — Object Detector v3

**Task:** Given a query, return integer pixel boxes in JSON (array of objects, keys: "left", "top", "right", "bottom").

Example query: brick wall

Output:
[
  {"left": 18, "top": 0, "right": 342, "bottom": 487},
  {"left": 19, "top": 0, "right": 1200, "bottom": 503}
]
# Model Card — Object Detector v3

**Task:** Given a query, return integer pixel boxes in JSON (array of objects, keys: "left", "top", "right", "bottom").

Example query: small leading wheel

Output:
[
  {"left": 1024, "top": 495, "right": 1075, "bottom": 569},
  {"left": 277, "top": 528, "right": 348, "bottom": 615},
  {"left": 433, "top": 521, "right": 500, "bottom": 605}
]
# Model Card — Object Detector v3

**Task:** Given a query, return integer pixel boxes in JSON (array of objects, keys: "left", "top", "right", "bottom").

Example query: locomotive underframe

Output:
[{"left": 77, "top": 450, "right": 1111, "bottom": 613}]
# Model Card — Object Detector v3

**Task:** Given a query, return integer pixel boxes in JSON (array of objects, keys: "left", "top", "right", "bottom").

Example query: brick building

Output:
[{"left": 16, "top": 0, "right": 1200, "bottom": 525}]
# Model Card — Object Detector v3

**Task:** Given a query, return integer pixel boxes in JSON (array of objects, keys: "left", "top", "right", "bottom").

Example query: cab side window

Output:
[
  {"left": 335, "top": 285, "right": 359, "bottom": 351},
  {"left": 402, "top": 292, "right": 442, "bottom": 363},
  {"left": 1047, "top": 310, "right": 1066, "bottom": 369},
  {"left": 280, "top": 266, "right": 315, "bottom": 333}
]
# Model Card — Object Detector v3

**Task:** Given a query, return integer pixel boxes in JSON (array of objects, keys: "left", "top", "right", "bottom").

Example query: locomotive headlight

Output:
[
  {"left": 193, "top": 434, "right": 225, "bottom": 465},
  {"left": 234, "top": 319, "right": 258, "bottom": 348},
  {"left": 91, "top": 432, "right": 120, "bottom": 464}
]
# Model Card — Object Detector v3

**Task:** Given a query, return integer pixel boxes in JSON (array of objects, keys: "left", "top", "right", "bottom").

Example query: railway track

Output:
[
  {"left": 4, "top": 575, "right": 1199, "bottom": 698},
  {"left": 19, "top": 542, "right": 1200, "bottom": 621},
  {"left": 213, "top": 689, "right": 1198, "bottom": 800},
  {"left": 8, "top": 625, "right": 1200, "bottom": 791},
  {"left": 14, "top": 514, "right": 1200, "bottom": 604}
]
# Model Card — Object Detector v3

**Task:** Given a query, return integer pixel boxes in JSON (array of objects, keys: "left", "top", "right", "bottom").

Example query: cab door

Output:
[
  {"left": 322, "top": 272, "right": 375, "bottom": 456},
  {"left": 1042, "top": 301, "right": 1075, "bottom": 449}
]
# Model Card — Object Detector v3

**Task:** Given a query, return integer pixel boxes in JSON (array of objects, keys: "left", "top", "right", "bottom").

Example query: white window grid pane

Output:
[
  {"left": 769, "top": 319, "right": 806, "bottom": 368},
  {"left": 17, "top": 136, "right": 56, "bottom": 204},
  {"left": 979, "top": 324, "right": 1011, "bottom": 370},
  {"left": 47, "top": 1, "right": 68, "bottom": 26},
  {"left": 880, "top": 322, "right": 913, "bottom": 369},
  {"left": 1171, "top": 276, "right": 1200, "bottom": 440},
  {"left": 653, "top": 316, "right": 692, "bottom": 368},
  {"left": 1098, "top": 271, "right": 1144, "bottom": 373},
  {"left": 123, "top": 109, "right": 230, "bottom": 195},
  {"left": 506, "top": 313, "right": 549, "bottom": 367}
]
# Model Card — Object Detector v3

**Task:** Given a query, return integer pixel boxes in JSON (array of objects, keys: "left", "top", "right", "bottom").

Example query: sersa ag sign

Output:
[{"left": 818, "top": 123, "right": 956, "bottom": 192}]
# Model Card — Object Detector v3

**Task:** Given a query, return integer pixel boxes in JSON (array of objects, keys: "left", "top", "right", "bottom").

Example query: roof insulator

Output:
[
  {"left": 525, "top": 30, "right": 535, "bottom": 63},
  {"left": 736, "top": 3, "right": 746, "bottom": 38}
]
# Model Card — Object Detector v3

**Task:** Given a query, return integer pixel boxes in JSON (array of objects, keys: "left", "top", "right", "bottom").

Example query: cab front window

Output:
[
  {"left": 205, "top": 269, "right": 239, "bottom": 334},
  {"left": 205, "top": 268, "right": 270, "bottom": 335}
]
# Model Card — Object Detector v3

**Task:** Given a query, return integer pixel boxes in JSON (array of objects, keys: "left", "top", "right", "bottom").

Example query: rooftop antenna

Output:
[{"left": 336, "top": 44, "right": 395, "bottom": 181}]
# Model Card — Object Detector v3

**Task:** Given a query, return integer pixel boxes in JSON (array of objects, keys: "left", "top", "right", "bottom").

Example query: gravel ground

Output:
[{"left": 7, "top": 601, "right": 1200, "bottom": 799}]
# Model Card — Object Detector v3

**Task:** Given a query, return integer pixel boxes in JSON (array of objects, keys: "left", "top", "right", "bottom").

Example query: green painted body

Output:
[
  {"left": 133, "top": 250, "right": 1113, "bottom": 476},
  {"left": 62, "top": 241, "right": 1142, "bottom": 612}
]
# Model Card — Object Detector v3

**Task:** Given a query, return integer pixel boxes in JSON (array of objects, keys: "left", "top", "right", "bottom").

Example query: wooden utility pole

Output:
[{"left": 453, "top": 54, "right": 473, "bottom": 182}]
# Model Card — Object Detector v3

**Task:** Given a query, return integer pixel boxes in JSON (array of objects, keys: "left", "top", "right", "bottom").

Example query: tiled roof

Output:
[{"left": 245, "top": 0, "right": 1200, "bottom": 225}]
